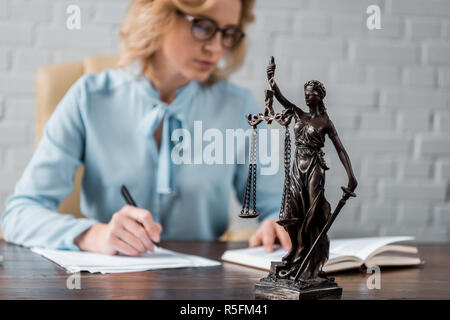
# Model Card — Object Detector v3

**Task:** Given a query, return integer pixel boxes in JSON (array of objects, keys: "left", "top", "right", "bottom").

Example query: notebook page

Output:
[{"left": 31, "top": 246, "right": 221, "bottom": 274}]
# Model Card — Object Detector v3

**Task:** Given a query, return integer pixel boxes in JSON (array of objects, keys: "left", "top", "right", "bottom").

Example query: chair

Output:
[{"left": 33, "top": 56, "right": 255, "bottom": 242}]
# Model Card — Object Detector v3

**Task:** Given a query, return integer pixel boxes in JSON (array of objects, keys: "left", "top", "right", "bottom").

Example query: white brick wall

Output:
[{"left": 0, "top": 0, "right": 449, "bottom": 242}]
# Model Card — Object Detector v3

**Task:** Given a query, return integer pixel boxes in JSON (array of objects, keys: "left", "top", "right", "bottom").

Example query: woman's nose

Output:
[{"left": 203, "top": 32, "right": 223, "bottom": 55}]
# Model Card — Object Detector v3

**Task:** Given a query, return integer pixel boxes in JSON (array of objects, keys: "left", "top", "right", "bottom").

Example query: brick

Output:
[
  {"left": 0, "top": 22, "right": 32, "bottom": 45},
  {"left": 229, "top": 62, "right": 253, "bottom": 82},
  {"left": 3, "top": 98, "right": 36, "bottom": 121},
  {"left": 0, "top": 96, "right": 4, "bottom": 119},
  {"left": 0, "top": 193, "right": 9, "bottom": 211},
  {"left": 390, "top": 0, "right": 450, "bottom": 16},
  {"left": 360, "top": 112, "right": 396, "bottom": 131},
  {"left": 4, "top": 145, "right": 34, "bottom": 170},
  {"left": 0, "top": 48, "right": 8, "bottom": 71},
  {"left": 368, "top": 18, "right": 404, "bottom": 39},
  {"left": 0, "top": 171, "right": 23, "bottom": 192},
  {"left": 10, "top": 0, "right": 51, "bottom": 22},
  {"left": 329, "top": 63, "right": 365, "bottom": 85},
  {"left": 332, "top": 16, "right": 403, "bottom": 39},
  {"left": 246, "top": 27, "right": 272, "bottom": 60},
  {"left": 433, "top": 205, "right": 450, "bottom": 225},
  {"left": 367, "top": 65, "right": 402, "bottom": 86},
  {"left": 438, "top": 67, "right": 450, "bottom": 88},
  {"left": 380, "top": 89, "right": 447, "bottom": 109},
  {"left": 0, "top": 147, "right": 4, "bottom": 168},
  {"left": 398, "top": 204, "right": 432, "bottom": 226},
  {"left": 53, "top": 50, "right": 103, "bottom": 63},
  {"left": 447, "top": 23, "right": 450, "bottom": 41},
  {"left": 361, "top": 158, "right": 395, "bottom": 180},
  {"left": 36, "top": 25, "right": 115, "bottom": 49},
  {"left": 253, "top": 9, "right": 292, "bottom": 34},
  {"left": 434, "top": 111, "right": 450, "bottom": 132},
  {"left": 361, "top": 203, "right": 398, "bottom": 225},
  {"left": 405, "top": 18, "right": 442, "bottom": 39},
  {"left": 397, "top": 160, "right": 433, "bottom": 181},
  {"left": 345, "top": 135, "right": 412, "bottom": 156},
  {"left": 398, "top": 111, "right": 432, "bottom": 133},
  {"left": 436, "top": 159, "right": 450, "bottom": 180},
  {"left": 414, "top": 227, "right": 448, "bottom": 243},
  {"left": 418, "top": 135, "right": 450, "bottom": 156},
  {"left": 292, "top": 62, "right": 330, "bottom": 86},
  {"left": 11, "top": 49, "right": 52, "bottom": 73},
  {"left": 350, "top": 41, "right": 418, "bottom": 64},
  {"left": 294, "top": 14, "right": 330, "bottom": 36},
  {"left": 331, "top": 16, "right": 364, "bottom": 37},
  {"left": 379, "top": 225, "right": 448, "bottom": 243},
  {"left": 324, "top": 85, "right": 377, "bottom": 109},
  {"left": 328, "top": 204, "right": 367, "bottom": 237},
  {"left": 329, "top": 225, "right": 380, "bottom": 239},
  {"left": 403, "top": 67, "right": 436, "bottom": 88},
  {"left": 0, "top": 123, "right": 30, "bottom": 144},
  {"left": 326, "top": 111, "right": 358, "bottom": 131},
  {"left": 255, "top": 0, "right": 309, "bottom": 9},
  {"left": 92, "top": 3, "right": 128, "bottom": 24},
  {"left": 0, "top": 73, "right": 34, "bottom": 95},
  {"left": 425, "top": 42, "right": 450, "bottom": 64},
  {"left": 274, "top": 36, "right": 345, "bottom": 61},
  {"left": 0, "top": 1, "right": 7, "bottom": 17},
  {"left": 311, "top": 0, "right": 384, "bottom": 13},
  {"left": 380, "top": 181, "right": 447, "bottom": 203}
]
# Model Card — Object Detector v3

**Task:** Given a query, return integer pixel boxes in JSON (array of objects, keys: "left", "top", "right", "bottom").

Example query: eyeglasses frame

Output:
[{"left": 176, "top": 10, "right": 245, "bottom": 49}]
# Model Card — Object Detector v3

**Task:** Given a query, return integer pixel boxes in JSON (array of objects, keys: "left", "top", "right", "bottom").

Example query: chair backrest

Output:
[{"left": 35, "top": 56, "right": 118, "bottom": 217}]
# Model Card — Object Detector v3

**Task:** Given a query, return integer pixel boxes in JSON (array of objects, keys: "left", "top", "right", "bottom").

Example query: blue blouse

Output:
[{"left": 1, "top": 65, "right": 283, "bottom": 250}]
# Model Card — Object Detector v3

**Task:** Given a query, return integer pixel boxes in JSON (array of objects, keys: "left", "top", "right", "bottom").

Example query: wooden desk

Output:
[{"left": 0, "top": 239, "right": 449, "bottom": 300}]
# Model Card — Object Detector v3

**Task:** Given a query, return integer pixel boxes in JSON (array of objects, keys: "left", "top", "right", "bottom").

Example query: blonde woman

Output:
[{"left": 1, "top": 0, "right": 290, "bottom": 256}]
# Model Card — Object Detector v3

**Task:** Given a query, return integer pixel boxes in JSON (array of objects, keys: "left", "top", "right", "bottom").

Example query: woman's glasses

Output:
[{"left": 177, "top": 10, "right": 245, "bottom": 49}]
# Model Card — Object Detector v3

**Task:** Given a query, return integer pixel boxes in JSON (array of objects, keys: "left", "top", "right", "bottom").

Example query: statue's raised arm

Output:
[{"left": 267, "top": 56, "right": 304, "bottom": 116}]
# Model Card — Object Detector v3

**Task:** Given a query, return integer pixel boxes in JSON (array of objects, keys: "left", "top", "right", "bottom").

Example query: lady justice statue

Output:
[{"left": 241, "top": 57, "right": 358, "bottom": 300}]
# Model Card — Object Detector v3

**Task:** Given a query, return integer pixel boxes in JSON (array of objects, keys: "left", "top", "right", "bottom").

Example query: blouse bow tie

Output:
[{"left": 137, "top": 103, "right": 186, "bottom": 195}]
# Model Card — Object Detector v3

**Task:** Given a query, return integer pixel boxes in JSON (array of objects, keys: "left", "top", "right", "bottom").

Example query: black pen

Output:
[{"left": 120, "top": 185, "right": 160, "bottom": 247}]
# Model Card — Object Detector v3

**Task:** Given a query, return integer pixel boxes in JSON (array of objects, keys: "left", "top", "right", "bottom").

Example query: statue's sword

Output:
[{"left": 293, "top": 186, "right": 356, "bottom": 282}]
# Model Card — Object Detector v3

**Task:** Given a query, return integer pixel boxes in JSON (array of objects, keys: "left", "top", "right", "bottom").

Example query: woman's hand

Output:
[
  {"left": 74, "top": 205, "right": 162, "bottom": 256},
  {"left": 249, "top": 219, "right": 291, "bottom": 252}
]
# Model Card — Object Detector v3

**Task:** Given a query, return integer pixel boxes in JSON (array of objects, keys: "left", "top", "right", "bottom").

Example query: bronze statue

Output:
[{"left": 240, "top": 56, "right": 358, "bottom": 300}]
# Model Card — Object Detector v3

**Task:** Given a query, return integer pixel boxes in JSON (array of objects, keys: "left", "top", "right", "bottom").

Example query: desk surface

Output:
[{"left": 0, "top": 240, "right": 449, "bottom": 300}]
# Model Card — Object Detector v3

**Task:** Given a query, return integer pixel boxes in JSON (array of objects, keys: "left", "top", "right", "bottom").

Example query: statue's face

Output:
[{"left": 304, "top": 85, "right": 321, "bottom": 107}]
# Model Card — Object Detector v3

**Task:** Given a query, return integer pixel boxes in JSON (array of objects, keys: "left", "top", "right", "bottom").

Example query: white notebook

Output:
[
  {"left": 31, "top": 246, "right": 221, "bottom": 274},
  {"left": 221, "top": 236, "right": 423, "bottom": 273}
]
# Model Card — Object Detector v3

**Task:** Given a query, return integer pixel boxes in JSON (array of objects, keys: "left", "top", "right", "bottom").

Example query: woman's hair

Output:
[
  {"left": 304, "top": 80, "right": 327, "bottom": 115},
  {"left": 117, "top": 0, "right": 255, "bottom": 86}
]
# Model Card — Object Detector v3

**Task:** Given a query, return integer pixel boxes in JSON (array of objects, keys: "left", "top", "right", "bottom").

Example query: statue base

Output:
[{"left": 254, "top": 262, "right": 342, "bottom": 300}]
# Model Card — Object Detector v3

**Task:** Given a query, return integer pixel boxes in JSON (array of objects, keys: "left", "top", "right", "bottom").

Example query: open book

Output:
[{"left": 221, "top": 236, "right": 423, "bottom": 273}]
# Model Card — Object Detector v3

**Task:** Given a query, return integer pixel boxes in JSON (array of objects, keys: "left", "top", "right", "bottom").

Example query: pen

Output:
[{"left": 120, "top": 185, "right": 160, "bottom": 247}]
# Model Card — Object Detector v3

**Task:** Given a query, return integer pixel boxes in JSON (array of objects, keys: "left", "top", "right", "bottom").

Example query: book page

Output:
[
  {"left": 220, "top": 245, "right": 285, "bottom": 270},
  {"left": 220, "top": 236, "right": 417, "bottom": 272},
  {"left": 329, "top": 236, "right": 415, "bottom": 261}
]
